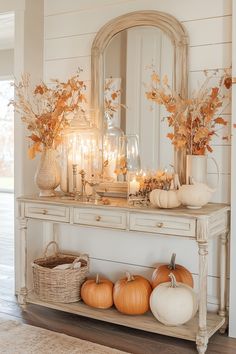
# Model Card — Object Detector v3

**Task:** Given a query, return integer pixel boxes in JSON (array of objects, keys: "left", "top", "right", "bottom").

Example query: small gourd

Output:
[
  {"left": 81, "top": 274, "right": 113, "bottom": 309},
  {"left": 150, "top": 189, "right": 181, "bottom": 209},
  {"left": 113, "top": 272, "right": 152, "bottom": 315},
  {"left": 150, "top": 273, "right": 198, "bottom": 326},
  {"left": 152, "top": 253, "right": 193, "bottom": 288}
]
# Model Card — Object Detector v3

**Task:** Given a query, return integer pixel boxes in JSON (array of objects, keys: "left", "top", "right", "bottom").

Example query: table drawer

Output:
[
  {"left": 130, "top": 213, "right": 196, "bottom": 237},
  {"left": 74, "top": 208, "right": 127, "bottom": 229},
  {"left": 25, "top": 203, "right": 70, "bottom": 222}
]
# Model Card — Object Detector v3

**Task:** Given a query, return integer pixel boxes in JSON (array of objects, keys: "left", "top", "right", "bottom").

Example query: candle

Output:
[{"left": 129, "top": 177, "right": 140, "bottom": 195}]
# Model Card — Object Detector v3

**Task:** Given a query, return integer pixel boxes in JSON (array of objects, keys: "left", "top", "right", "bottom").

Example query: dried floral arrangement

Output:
[
  {"left": 11, "top": 70, "right": 87, "bottom": 159},
  {"left": 129, "top": 169, "right": 177, "bottom": 202},
  {"left": 139, "top": 170, "right": 174, "bottom": 192},
  {"left": 145, "top": 69, "right": 231, "bottom": 155}
]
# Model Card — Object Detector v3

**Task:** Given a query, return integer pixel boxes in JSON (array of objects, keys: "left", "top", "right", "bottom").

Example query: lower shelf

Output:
[{"left": 27, "top": 295, "right": 224, "bottom": 342}]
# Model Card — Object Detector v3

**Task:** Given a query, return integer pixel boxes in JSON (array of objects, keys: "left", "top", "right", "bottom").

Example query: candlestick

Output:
[{"left": 72, "top": 163, "right": 81, "bottom": 200}]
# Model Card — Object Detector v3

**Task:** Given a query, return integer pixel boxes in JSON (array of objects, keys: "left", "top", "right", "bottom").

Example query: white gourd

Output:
[
  {"left": 150, "top": 273, "right": 198, "bottom": 326},
  {"left": 177, "top": 182, "right": 215, "bottom": 209},
  {"left": 150, "top": 189, "right": 181, "bottom": 209}
]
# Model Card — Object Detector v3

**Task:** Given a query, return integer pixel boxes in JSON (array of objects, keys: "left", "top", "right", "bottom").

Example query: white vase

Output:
[
  {"left": 35, "top": 148, "right": 60, "bottom": 197},
  {"left": 186, "top": 154, "right": 219, "bottom": 185}
]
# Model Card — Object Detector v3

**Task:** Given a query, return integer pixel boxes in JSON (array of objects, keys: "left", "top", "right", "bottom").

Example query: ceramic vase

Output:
[
  {"left": 35, "top": 148, "right": 60, "bottom": 197},
  {"left": 186, "top": 154, "right": 219, "bottom": 185}
]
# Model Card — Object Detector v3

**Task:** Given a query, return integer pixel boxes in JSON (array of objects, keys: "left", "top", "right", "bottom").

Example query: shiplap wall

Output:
[
  {"left": 43, "top": 0, "right": 232, "bottom": 310},
  {"left": 0, "top": 49, "right": 14, "bottom": 77}
]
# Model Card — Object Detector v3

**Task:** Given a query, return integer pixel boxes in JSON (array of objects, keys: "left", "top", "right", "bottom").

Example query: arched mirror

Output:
[{"left": 91, "top": 11, "right": 189, "bottom": 185}]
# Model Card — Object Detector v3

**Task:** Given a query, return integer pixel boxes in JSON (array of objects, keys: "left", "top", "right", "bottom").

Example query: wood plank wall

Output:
[{"left": 43, "top": 0, "right": 232, "bottom": 310}]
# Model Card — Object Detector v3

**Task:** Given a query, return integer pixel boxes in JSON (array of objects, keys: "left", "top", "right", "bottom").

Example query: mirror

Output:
[
  {"left": 104, "top": 26, "right": 174, "bottom": 170},
  {"left": 91, "top": 11, "right": 189, "bottom": 183}
]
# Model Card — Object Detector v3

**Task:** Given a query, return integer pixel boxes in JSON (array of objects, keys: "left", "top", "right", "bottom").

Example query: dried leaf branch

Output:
[
  {"left": 145, "top": 68, "right": 231, "bottom": 155},
  {"left": 11, "top": 70, "right": 87, "bottom": 159}
]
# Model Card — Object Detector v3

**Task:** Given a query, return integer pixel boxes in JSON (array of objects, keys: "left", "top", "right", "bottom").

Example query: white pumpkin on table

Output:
[
  {"left": 149, "top": 189, "right": 181, "bottom": 209},
  {"left": 150, "top": 273, "right": 198, "bottom": 326}
]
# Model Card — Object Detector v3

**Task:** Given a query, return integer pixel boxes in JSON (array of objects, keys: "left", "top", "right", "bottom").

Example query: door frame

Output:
[{"left": 229, "top": 0, "right": 236, "bottom": 338}]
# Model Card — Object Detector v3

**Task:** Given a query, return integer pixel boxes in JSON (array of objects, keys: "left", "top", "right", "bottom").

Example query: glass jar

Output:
[
  {"left": 116, "top": 134, "right": 141, "bottom": 181},
  {"left": 103, "top": 112, "right": 124, "bottom": 181}
]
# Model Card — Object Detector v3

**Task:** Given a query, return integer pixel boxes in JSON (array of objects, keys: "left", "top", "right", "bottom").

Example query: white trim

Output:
[
  {"left": 229, "top": 0, "right": 236, "bottom": 338},
  {"left": 0, "top": 74, "right": 14, "bottom": 81},
  {"left": 13, "top": 8, "right": 25, "bottom": 294}
]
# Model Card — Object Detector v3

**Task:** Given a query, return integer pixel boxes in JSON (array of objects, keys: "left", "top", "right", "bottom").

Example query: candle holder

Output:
[
  {"left": 72, "top": 163, "right": 81, "bottom": 200},
  {"left": 84, "top": 176, "right": 101, "bottom": 203}
]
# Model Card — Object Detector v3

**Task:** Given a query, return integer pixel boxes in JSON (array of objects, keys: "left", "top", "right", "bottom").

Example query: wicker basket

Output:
[{"left": 32, "top": 241, "right": 89, "bottom": 303}]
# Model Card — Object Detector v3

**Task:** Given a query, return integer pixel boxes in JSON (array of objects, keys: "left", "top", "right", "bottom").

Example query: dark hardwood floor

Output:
[{"left": 0, "top": 192, "right": 236, "bottom": 353}]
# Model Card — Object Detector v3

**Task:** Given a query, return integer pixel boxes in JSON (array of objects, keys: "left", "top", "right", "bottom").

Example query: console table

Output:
[{"left": 17, "top": 195, "right": 230, "bottom": 354}]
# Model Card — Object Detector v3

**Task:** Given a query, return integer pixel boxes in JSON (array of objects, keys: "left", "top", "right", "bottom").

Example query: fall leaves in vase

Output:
[
  {"left": 145, "top": 69, "right": 232, "bottom": 155},
  {"left": 11, "top": 70, "right": 87, "bottom": 159}
]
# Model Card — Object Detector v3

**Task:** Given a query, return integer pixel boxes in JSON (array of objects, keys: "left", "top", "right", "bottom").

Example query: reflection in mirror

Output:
[{"left": 103, "top": 26, "right": 174, "bottom": 177}]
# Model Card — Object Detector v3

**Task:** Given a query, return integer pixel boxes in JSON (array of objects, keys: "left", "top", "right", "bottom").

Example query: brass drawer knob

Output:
[
  {"left": 42, "top": 209, "right": 48, "bottom": 215},
  {"left": 96, "top": 216, "right": 101, "bottom": 222},
  {"left": 156, "top": 222, "right": 164, "bottom": 228}
]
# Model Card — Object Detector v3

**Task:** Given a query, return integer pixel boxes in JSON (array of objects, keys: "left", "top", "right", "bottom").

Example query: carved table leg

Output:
[
  {"left": 17, "top": 217, "right": 28, "bottom": 305},
  {"left": 196, "top": 242, "right": 209, "bottom": 354},
  {"left": 218, "top": 232, "right": 228, "bottom": 334}
]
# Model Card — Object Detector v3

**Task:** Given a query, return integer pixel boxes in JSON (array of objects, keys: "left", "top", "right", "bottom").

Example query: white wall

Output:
[
  {"left": 43, "top": 0, "right": 232, "bottom": 321},
  {"left": 0, "top": 49, "right": 14, "bottom": 77}
]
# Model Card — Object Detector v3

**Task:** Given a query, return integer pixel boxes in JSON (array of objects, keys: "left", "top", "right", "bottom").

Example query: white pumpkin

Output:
[
  {"left": 149, "top": 189, "right": 181, "bottom": 209},
  {"left": 150, "top": 273, "right": 198, "bottom": 326}
]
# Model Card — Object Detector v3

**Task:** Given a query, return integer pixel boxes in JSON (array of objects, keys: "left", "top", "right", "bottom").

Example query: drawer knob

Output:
[
  {"left": 43, "top": 209, "right": 48, "bottom": 215},
  {"left": 96, "top": 216, "right": 101, "bottom": 222},
  {"left": 156, "top": 222, "right": 164, "bottom": 228}
]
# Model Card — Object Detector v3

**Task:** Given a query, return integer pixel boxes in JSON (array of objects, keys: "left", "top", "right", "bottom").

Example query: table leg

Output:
[
  {"left": 218, "top": 232, "right": 228, "bottom": 333},
  {"left": 196, "top": 242, "right": 209, "bottom": 354},
  {"left": 17, "top": 217, "right": 28, "bottom": 305}
]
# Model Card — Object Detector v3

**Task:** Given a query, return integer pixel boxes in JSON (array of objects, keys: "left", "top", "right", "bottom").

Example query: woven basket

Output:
[{"left": 32, "top": 241, "right": 89, "bottom": 303}]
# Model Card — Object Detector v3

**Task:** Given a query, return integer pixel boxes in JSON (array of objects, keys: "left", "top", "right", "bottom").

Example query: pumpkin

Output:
[
  {"left": 150, "top": 273, "right": 198, "bottom": 326},
  {"left": 113, "top": 272, "right": 152, "bottom": 315},
  {"left": 149, "top": 189, "right": 181, "bottom": 209},
  {"left": 151, "top": 253, "right": 193, "bottom": 288},
  {"left": 81, "top": 274, "right": 113, "bottom": 309}
]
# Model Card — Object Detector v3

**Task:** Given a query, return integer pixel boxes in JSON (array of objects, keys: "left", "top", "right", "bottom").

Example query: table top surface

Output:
[{"left": 17, "top": 194, "right": 230, "bottom": 218}]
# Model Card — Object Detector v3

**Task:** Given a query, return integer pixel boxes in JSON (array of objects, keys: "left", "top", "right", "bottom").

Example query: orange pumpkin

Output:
[
  {"left": 151, "top": 253, "right": 193, "bottom": 288},
  {"left": 81, "top": 274, "right": 113, "bottom": 309},
  {"left": 113, "top": 272, "right": 152, "bottom": 315}
]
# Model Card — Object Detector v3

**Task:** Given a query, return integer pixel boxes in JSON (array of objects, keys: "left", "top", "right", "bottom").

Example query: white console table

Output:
[{"left": 17, "top": 195, "right": 230, "bottom": 354}]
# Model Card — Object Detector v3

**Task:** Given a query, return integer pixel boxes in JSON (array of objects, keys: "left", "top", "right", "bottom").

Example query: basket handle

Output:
[
  {"left": 73, "top": 254, "right": 89, "bottom": 266},
  {"left": 43, "top": 241, "right": 59, "bottom": 259}
]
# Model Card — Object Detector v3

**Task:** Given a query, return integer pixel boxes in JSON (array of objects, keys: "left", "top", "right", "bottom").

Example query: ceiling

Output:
[{"left": 0, "top": 13, "right": 14, "bottom": 50}]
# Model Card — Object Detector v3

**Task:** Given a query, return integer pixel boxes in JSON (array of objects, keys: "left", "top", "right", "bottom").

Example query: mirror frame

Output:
[{"left": 91, "top": 10, "right": 189, "bottom": 183}]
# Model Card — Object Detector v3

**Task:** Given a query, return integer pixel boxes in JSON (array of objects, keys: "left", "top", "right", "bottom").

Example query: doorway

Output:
[
  {"left": 0, "top": 12, "right": 15, "bottom": 301},
  {"left": 0, "top": 79, "right": 14, "bottom": 192}
]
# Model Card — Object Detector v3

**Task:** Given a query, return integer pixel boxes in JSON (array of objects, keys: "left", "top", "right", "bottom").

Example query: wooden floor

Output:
[{"left": 1, "top": 193, "right": 236, "bottom": 354}]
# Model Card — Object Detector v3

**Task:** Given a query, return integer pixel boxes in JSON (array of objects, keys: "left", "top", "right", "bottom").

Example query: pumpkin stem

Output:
[
  {"left": 168, "top": 253, "right": 176, "bottom": 270},
  {"left": 169, "top": 273, "right": 178, "bottom": 288},
  {"left": 126, "top": 272, "right": 135, "bottom": 282},
  {"left": 96, "top": 274, "right": 100, "bottom": 284}
]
